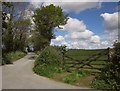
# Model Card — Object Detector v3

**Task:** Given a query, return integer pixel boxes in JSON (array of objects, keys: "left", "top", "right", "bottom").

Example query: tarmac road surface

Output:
[{"left": 2, "top": 53, "right": 89, "bottom": 89}]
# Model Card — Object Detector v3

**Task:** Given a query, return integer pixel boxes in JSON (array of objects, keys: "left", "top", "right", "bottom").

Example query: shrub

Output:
[
  {"left": 33, "top": 64, "right": 65, "bottom": 78},
  {"left": 6, "top": 51, "right": 26, "bottom": 61},
  {"left": 2, "top": 53, "right": 12, "bottom": 65},
  {"left": 33, "top": 46, "right": 66, "bottom": 78},
  {"left": 91, "top": 42, "right": 120, "bottom": 89},
  {"left": 2, "top": 51, "right": 26, "bottom": 64},
  {"left": 91, "top": 79, "right": 111, "bottom": 89},
  {"left": 35, "top": 51, "right": 41, "bottom": 55}
]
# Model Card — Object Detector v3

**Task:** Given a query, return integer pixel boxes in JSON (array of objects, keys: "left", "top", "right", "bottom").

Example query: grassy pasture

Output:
[
  {"left": 64, "top": 49, "right": 108, "bottom": 73},
  {"left": 65, "top": 49, "right": 107, "bottom": 60}
]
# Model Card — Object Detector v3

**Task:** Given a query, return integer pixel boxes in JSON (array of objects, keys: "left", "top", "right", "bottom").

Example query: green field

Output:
[
  {"left": 65, "top": 49, "right": 107, "bottom": 60},
  {"left": 64, "top": 49, "right": 108, "bottom": 73}
]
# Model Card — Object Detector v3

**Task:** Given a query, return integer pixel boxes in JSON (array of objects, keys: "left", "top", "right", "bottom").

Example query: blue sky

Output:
[
  {"left": 54, "top": 2, "right": 118, "bottom": 36},
  {"left": 48, "top": 2, "right": 119, "bottom": 49}
]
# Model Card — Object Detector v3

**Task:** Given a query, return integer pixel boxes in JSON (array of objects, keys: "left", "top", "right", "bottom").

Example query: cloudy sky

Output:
[
  {"left": 9, "top": 1, "right": 119, "bottom": 49},
  {"left": 38, "top": 1, "right": 119, "bottom": 49}
]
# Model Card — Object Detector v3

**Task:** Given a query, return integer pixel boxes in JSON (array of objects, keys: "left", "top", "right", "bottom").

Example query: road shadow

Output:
[{"left": 28, "top": 55, "right": 36, "bottom": 60}]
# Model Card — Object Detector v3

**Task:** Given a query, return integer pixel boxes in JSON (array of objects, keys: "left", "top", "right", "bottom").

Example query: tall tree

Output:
[
  {"left": 2, "top": 2, "right": 14, "bottom": 52},
  {"left": 2, "top": 2, "right": 31, "bottom": 52},
  {"left": 32, "top": 4, "right": 68, "bottom": 51},
  {"left": 13, "top": 19, "right": 30, "bottom": 51}
]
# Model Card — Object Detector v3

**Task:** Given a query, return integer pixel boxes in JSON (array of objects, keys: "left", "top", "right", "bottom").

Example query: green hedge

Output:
[
  {"left": 33, "top": 46, "right": 66, "bottom": 78},
  {"left": 91, "top": 42, "right": 120, "bottom": 89},
  {"left": 2, "top": 51, "right": 26, "bottom": 65}
]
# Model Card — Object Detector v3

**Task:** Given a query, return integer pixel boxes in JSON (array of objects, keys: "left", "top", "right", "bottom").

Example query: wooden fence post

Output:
[{"left": 107, "top": 47, "right": 110, "bottom": 61}]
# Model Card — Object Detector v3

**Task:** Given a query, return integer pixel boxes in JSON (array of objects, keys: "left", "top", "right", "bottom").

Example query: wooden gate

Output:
[{"left": 63, "top": 48, "right": 111, "bottom": 73}]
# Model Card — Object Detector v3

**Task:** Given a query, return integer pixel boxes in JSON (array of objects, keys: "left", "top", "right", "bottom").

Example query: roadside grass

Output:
[
  {"left": 61, "top": 70, "right": 91, "bottom": 84},
  {"left": 2, "top": 51, "right": 27, "bottom": 65},
  {"left": 52, "top": 70, "right": 94, "bottom": 87},
  {"left": 7, "top": 51, "right": 26, "bottom": 62}
]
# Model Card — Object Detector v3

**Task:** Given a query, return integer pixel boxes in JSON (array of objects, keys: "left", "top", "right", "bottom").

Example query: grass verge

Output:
[{"left": 2, "top": 51, "right": 27, "bottom": 65}]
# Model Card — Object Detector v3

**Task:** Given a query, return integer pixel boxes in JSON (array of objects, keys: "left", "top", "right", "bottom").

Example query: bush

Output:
[
  {"left": 91, "top": 79, "right": 111, "bottom": 89},
  {"left": 33, "top": 46, "right": 66, "bottom": 78},
  {"left": 2, "top": 51, "right": 26, "bottom": 64},
  {"left": 2, "top": 53, "right": 12, "bottom": 65},
  {"left": 35, "top": 51, "right": 41, "bottom": 55},
  {"left": 33, "top": 64, "right": 65, "bottom": 78},
  {"left": 6, "top": 51, "right": 26, "bottom": 61},
  {"left": 91, "top": 42, "right": 120, "bottom": 89}
]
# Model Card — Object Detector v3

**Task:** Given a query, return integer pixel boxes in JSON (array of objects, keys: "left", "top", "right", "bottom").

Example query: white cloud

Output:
[
  {"left": 30, "top": 2, "right": 43, "bottom": 8},
  {"left": 64, "top": 17, "right": 86, "bottom": 32},
  {"left": 55, "top": 35, "right": 64, "bottom": 41},
  {"left": 51, "top": 35, "right": 68, "bottom": 46},
  {"left": 101, "top": 41, "right": 109, "bottom": 46},
  {"left": 90, "top": 35, "right": 100, "bottom": 43},
  {"left": 67, "top": 30, "right": 94, "bottom": 39},
  {"left": 100, "top": 12, "right": 119, "bottom": 48},
  {"left": 100, "top": 12, "right": 118, "bottom": 31},
  {"left": 51, "top": 17, "right": 101, "bottom": 49},
  {"left": 31, "top": 0, "right": 101, "bottom": 13},
  {"left": 60, "top": 2, "right": 100, "bottom": 13}
]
